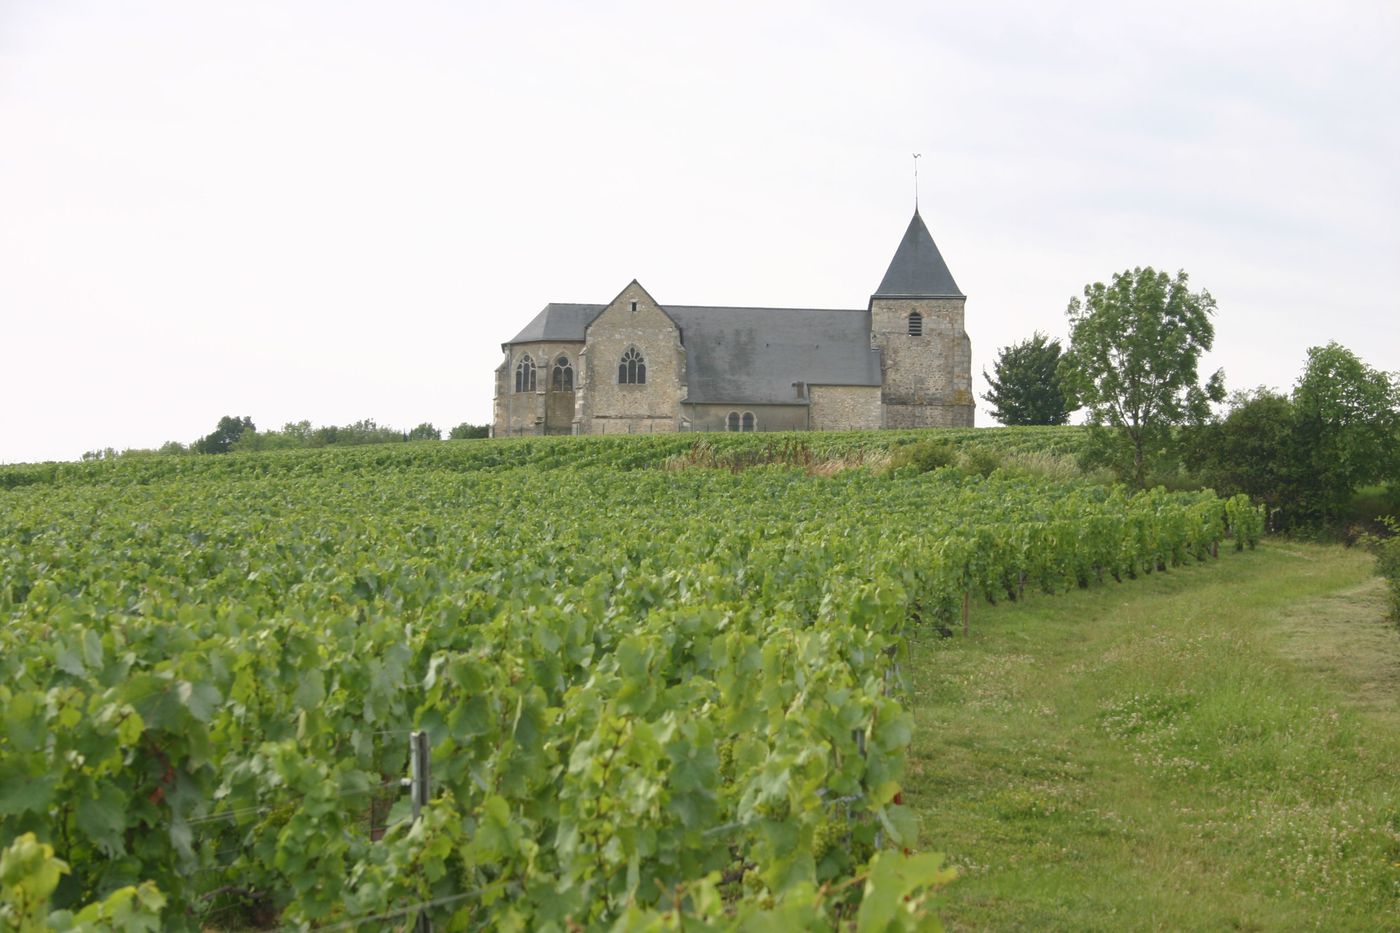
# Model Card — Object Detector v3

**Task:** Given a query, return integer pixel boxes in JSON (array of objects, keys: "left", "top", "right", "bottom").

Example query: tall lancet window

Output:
[
  {"left": 907, "top": 312, "right": 923, "bottom": 337},
  {"left": 618, "top": 347, "right": 646, "bottom": 385},
  {"left": 514, "top": 354, "right": 537, "bottom": 393},
  {"left": 552, "top": 356, "right": 574, "bottom": 391}
]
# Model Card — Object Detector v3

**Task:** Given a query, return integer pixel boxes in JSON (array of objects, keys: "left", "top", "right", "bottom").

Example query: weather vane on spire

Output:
[{"left": 912, "top": 153, "right": 922, "bottom": 210}]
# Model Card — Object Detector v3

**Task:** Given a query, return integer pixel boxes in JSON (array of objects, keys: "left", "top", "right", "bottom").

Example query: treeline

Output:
[
  {"left": 983, "top": 267, "right": 1399, "bottom": 535},
  {"left": 1177, "top": 343, "right": 1398, "bottom": 529},
  {"left": 1057, "top": 341, "right": 1399, "bottom": 532},
  {"left": 82, "top": 417, "right": 489, "bottom": 461}
]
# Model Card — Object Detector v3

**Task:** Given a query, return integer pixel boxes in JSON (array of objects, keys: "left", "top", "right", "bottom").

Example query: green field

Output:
[{"left": 7, "top": 430, "right": 1381, "bottom": 932}]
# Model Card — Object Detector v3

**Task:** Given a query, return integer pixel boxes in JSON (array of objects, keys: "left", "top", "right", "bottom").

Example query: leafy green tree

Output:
[
  {"left": 407, "top": 422, "right": 441, "bottom": 442},
  {"left": 311, "top": 419, "right": 403, "bottom": 447},
  {"left": 982, "top": 332, "right": 1074, "bottom": 425},
  {"left": 1059, "top": 267, "right": 1225, "bottom": 486},
  {"left": 1187, "top": 346, "right": 1398, "bottom": 528},
  {"left": 1186, "top": 388, "right": 1297, "bottom": 513},
  {"left": 448, "top": 422, "right": 490, "bottom": 440},
  {"left": 234, "top": 421, "right": 317, "bottom": 451},
  {"left": 193, "top": 415, "right": 255, "bottom": 455},
  {"left": 1290, "top": 342, "right": 1400, "bottom": 522},
  {"left": 280, "top": 420, "right": 315, "bottom": 445}
]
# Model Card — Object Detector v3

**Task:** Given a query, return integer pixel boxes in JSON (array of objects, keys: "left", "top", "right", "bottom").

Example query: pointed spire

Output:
[{"left": 873, "top": 209, "right": 963, "bottom": 298}]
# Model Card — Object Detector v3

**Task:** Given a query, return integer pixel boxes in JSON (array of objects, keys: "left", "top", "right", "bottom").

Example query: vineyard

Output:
[{"left": 0, "top": 431, "right": 1261, "bottom": 930}]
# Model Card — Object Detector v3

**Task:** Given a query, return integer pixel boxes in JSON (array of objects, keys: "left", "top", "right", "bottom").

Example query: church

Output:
[{"left": 492, "top": 209, "right": 973, "bottom": 436}]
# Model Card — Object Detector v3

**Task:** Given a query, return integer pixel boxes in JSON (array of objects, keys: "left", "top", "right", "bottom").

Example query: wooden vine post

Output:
[{"left": 408, "top": 731, "right": 432, "bottom": 933}]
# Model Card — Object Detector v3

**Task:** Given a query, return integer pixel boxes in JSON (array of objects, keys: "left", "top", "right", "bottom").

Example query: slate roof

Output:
[
  {"left": 873, "top": 209, "right": 963, "bottom": 298},
  {"left": 505, "top": 303, "right": 601, "bottom": 344},
  {"left": 506, "top": 302, "right": 882, "bottom": 405},
  {"left": 668, "top": 305, "right": 882, "bottom": 405}
]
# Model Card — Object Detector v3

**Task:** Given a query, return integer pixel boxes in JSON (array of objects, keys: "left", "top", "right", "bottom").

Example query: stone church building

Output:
[{"left": 492, "top": 210, "right": 973, "bottom": 436}]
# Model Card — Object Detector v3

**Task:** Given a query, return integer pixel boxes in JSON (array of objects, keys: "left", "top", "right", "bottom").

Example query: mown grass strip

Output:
[{"left": 905, "top": 542, "right": 1400, "bottom": 931}]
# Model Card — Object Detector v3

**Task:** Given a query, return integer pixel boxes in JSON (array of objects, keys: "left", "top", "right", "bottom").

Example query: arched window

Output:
[
  {"left": 907, "top": 312, "right": 923, "bottom": 337},
  {"left": 742, "top": 411, "right": 756, "bottom": 432},
  {"left": 552, "top": 356, "right": 574, "bottom": 391},
  {"left": 726, "top": 411, "right": 740, "bottom": 432},
  {"left": 514, "top": 354, "right": 536, "bottom": 393},
  {"left": 618, "top": 347, "right": 646, "bottom": 385}
]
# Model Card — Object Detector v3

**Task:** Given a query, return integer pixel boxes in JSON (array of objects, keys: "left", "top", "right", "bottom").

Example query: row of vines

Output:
[{"left": 0, "top": 436, "right": 1262, "bottom": 929}]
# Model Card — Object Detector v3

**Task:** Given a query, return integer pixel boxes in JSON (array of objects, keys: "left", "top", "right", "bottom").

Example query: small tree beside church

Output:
[
  {"left": 982, "top": 332, "right": 1074, "bottom": 425},
  {"left": 1059, "top": 267, "right": 1225, "bottom": 486}
]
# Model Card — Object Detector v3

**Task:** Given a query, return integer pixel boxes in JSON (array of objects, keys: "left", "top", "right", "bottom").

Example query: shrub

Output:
[
  {"left": 958, "top": 446, "right": 1003, "bottom": 478},
  {"left": 1362, "top": 519, "right": 1400, "bottom": 623},
  {"left": 889, "top": 440, "right": 956, "bottom": 473}
]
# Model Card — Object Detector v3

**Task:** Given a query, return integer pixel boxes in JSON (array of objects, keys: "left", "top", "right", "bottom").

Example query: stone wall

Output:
[
  {"left": 808, "top": 385, "right": 883, "bottom": 431},
  {"left": 491, "top": 341, "right": 584, "bottom": 436},
  {"left": 577, "top": 281, "right": 686, "bottom": 435},
  {"left": 586, "top": 417, "right": 678, "bottom": 435},
  {"left": 882, "top": 402, "right": 972, "bottom": 428},
  {"left": 684, "top": 403, "right": 808, "bottom": 433},
  {"left": 870, "top": 297, "right": 974, "bottom": 427}
]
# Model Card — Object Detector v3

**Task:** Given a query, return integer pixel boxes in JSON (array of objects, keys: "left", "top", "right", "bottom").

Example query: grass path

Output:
[{"left": 903, "top": 541, "right": 1400, "bottom": 931}]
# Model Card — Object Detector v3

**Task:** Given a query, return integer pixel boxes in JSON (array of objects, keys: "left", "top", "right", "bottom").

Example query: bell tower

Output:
[{"left": 869, "top": 210, "right": 974, "bottom": 427}]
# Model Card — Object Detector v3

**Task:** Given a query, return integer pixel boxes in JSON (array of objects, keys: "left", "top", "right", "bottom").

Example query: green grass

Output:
[{"left": 903, "top": 541, "right": 1400, "bottom": 931}]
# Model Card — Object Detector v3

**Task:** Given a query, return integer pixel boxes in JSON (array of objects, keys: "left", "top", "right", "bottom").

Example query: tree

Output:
[
  {"left": 448, "top": 422, "right": 490, "bottom": 440},
  {"left": 280, "top": 420, "right": 315, "bottom": 445},
  {"left": 407, "top": 422, "right": 441, "bottom": 441},
  {"left": 193, "top": 415, "right": 255, "bottom": 455},
  {"left": 981, "top": 332, "right": 1074, "bottom": 425},
  {"left": 1059, "top": 267, "right": 1225, "bottom": 486},
  {"left": 1187, "top": 387, "right": 1298, "bottom": 515},
  {"left": 1184, "top": 345, "right": 1398, "bottom": 528},
  {"left": 1290, "top": 342, "right": 1400, "bottom": 522},
  {"left": 311, "top": 419, "right": 403, "bottom": 447}
]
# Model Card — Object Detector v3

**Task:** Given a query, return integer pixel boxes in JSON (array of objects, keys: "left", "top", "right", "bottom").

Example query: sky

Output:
[{"left": 1, "top": 0, "right": 1396, "bottom": 463}]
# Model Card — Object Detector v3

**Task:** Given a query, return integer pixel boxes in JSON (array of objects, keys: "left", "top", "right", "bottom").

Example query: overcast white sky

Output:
[{"left": 2, "top": 0, "right": 1396, "bottom": 463}]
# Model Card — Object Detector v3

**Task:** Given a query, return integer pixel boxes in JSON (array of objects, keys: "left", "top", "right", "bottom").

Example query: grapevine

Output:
[{"left": 0, "top": 431, "right": 1243, "bottom": 929}]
